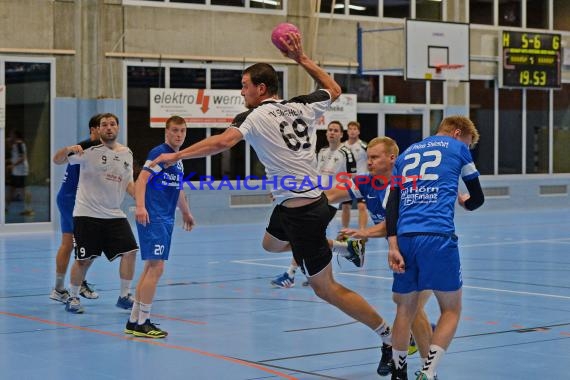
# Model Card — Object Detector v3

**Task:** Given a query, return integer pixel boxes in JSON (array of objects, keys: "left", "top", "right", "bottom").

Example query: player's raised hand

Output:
[
  {"left": 280, "top": 32, "right": 304, "bottom": 62},
  {"left": 67, "top": 144, "right": 85, "bottom": 155}
]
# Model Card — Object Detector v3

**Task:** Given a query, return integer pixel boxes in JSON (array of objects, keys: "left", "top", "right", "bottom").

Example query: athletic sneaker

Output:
[
  {"left": 124, "top": 320, "right": 137, "bottom": 335},
  {"left": 49, "top": 288, "right": 70, "bottom": 303},
  {"left": 270, "top": 272, "right": 294, "bottom": 288},
  {"left": 345, "top": 239, "right": 365, "bottom": 268},
  {"left": 116, "top": 293, "right": 135, "bottom": 309},
  {"left": 65, "top": 296, "right": 84, "bottom": 314},
  {"left": 391, "top": 364, "right": 408, "bottom": 380},
  {"left": 133, "top": 319, "right": 168, "bottom": 338},
  {"left": 414, "top": 371, "right": 433, "bottom": 380},
  {"left": 79, "top": 281, "right": 99, "bottom": 299},
  {"left": 377, "top": 343, "right": 394, "bottom": 376},
  {"left": 408, "top": 334, "right": 418, "bottom": 356}
]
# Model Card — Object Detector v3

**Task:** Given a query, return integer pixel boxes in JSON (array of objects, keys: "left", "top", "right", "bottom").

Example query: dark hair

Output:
[
  {"left": 88, "top": 114, "right": 102, "bottom": 130},
  {"left": 166, "top": 115, "right": 186, "bottom": 128},
  {"left": 242, "top": 63, "right": 279, "bottom": 96},
  {"left": 98, "top": 113, "right": 119, "bottom": 126},
  {"left": 328, "top": 120, "right": 344, "bottom": 132}
]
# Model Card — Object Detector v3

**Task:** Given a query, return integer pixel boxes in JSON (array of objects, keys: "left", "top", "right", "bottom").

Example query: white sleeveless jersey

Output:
[
  {"left": 68, "top": 144, "right": 134, "bottom": 218},
  {"left": 232, "top": 90, "right": 333, "bottom": 204},
  {"left": 317, "top": 145, "right": 356, "bottom": 188},
  {"left": 343, "top": 139, "right": 368, "bottom": 174}
]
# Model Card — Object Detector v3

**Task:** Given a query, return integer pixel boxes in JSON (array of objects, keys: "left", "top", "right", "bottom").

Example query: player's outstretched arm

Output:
[
  {"left": 53, "top": 145, "right": 84, "bottom": 165},
  {"left": 151, "top": 128, "right": 243, "bottom": 167},
  {"left": 279, "top": 32, "right": 341, "bottom": 102},
  {"left": 324, "top": 188, "right": 350, "bottom": 204},
  {"left": 342, "top": 221, "right": 387, "bottom": 239}
]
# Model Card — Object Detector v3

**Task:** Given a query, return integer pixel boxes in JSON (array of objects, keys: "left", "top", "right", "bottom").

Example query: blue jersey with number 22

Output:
[{"left": 393, "top": 135, "right": 479, "bottom": 235}]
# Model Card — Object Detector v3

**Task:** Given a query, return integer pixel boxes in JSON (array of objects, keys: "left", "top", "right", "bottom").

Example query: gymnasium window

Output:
[
  {"left": 499, "top": 0, "right": 521, "bottom": 27},
  {"left": 334, "top": 73, "right": 379, "bottom": 103},
  {"left": 125, "top": 0, "right": 284, "bottom": 11},
  {"left": 126, "top": 64, "right": 284, "bottom": 181},
  {"left": 553, "top": 84, "right": 570, "bottom": 173},
  {"left": 498, "top": 87, "right": 523, "bottom": 174},
  {"left": 3, "top": 60, "right": 52, "bottom": 225},
  {"left": 384, "top": 0, "right": 410, "bottom": 18},
  {"left": 525, "top": 90, "right": 549, "bottom": 174},
  {"left": 470, "top": 0, "right": 493, "bottom": 25},
  {"left": 469, "top": 80, "right": 495, "bottom": 175},
  {"left": 319, "top": 0, "right": 380, "bottom": 16}
]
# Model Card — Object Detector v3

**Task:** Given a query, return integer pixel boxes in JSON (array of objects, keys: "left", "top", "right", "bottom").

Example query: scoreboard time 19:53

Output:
[{"left": 501, "top": 31, "right": 561, "bottom": 89}]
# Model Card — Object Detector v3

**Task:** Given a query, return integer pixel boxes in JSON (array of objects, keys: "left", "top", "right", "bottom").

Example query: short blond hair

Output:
[
  {"left": 438, "top": 115, "right": 480, "bottom": 145},
  {"left": 347, "top": 121, "right": 360, "bottom": 131},
  {"left": 368, "top": 136, "right": 399, "bottom": 156}
]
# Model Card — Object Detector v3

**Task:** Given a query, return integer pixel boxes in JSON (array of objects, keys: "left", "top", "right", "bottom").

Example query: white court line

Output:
[
  {"left": 461, "top": 237, "right": 570, "bottom": 248},
  {"left": 234, "top": 257, "right": 570, "bottom": 300},
  {"left": 339, "top": 272, "right": 570, "bottom": 299}
]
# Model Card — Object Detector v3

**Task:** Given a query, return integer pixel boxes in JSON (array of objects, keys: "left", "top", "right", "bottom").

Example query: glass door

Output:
[{"left": 2, "top": 59, "right": 52, "bottom": 225}]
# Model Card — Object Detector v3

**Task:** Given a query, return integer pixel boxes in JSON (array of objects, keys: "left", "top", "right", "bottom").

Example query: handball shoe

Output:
[
  {"left": 50, "top": 288, "right": 70, "bottom": 303},
  {"left": 80, "top": 281, "right": 99, "bottom": 299},
  {"left": 345, "top": 239, "right": 365, "bottom": 268},
  {"left": 377, "top": 343, "right": 394, "bottom": 376},
  {"left": 116, "top": 293, "right": 135, "bottom": 309},
  {"left": 133, "top": 320, "right": 168, "bottom": 338},
  {"left": 65, "top": 297, "right": 84, "bottom": 314},
  {"left": 270, "top": 272, "right": 295, "bottom": 288}
]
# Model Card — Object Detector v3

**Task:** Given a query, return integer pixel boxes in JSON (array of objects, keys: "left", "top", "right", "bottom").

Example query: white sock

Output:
[
  {"left": 286, "top": 265, "right": 296, "bottom": 278},
  {"left": 129, "top": 300, "right": 140, "bottom": 323},
  {"left": 393, "top": 349, "right": 407, "bottom": 370},
  {"left": 374, "top": 322, "right": 392, "bottom": 345},
  {"left": 120, "top": 279, "right": 131, "bottom": 298},
  {"left": 422, "top": 344, "right": 445, "bottom": 378},
  {"left": 69, "top": 284, "right": 80, "bottom": 298},
  {"left": 138, "top": 302, "right": 152, "bottom": 325},
  {"left": 55, "top": 273, "right": 65, "bottom": 290},
  {"left": 332, "top": 240, "right": 350, "bottom": 257}
]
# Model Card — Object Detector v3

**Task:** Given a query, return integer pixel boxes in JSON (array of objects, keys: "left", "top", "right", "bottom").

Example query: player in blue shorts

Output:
[
  {"left": 124, "top": 115, "right": 195, "bottom": 338},
  {"left": 326, "top": 136, "right": 434, "bottom": 376},
  {"left": 50, "top": 114, "right": 102, "bottom": 303},
  {"left": 385, "top": 116, "right": 485, "bottom": 380}
]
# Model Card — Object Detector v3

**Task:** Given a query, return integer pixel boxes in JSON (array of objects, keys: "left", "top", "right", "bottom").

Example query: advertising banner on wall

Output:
[
  {"left": 150, "top": 89, "right": 357, "bottom": 129},
  {"left": 150, "top": 88, "right": 246, "bottom": 128},
  {"left": 314, "top": 94, "right": 358, "bottom": 130}
]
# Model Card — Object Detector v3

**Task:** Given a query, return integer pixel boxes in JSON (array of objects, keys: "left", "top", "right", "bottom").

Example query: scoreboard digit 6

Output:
[{"left": 500, "top": 31, "right": 561, "bottom": 89}]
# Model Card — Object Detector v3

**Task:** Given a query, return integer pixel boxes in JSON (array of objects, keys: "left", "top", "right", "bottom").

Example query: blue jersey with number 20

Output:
[{"left": 393, "top": 135, "right": 479, "bottom": 235}]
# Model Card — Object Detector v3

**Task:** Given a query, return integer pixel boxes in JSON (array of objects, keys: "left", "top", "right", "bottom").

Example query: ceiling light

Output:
[{"left": 251, "top": 0, "right": 279, "bottom": 6}]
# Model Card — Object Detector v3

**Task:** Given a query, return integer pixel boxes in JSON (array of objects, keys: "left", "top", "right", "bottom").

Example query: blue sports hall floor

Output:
[{"left": 0, "top": 206, "right": 568, "bottom": 379}]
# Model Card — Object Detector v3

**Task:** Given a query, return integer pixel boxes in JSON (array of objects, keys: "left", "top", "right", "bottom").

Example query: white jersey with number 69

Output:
[{"left": 231, "top": 89, "right": 333, "bottom": 204}]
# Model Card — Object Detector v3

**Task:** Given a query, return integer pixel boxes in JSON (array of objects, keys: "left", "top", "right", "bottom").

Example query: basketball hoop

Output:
[{"left": 434, "top": 64, "right": 465, "bottom": 74}]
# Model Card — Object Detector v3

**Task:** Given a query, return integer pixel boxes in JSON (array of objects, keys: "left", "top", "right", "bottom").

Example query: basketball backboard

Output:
[{"left": 405, "top": 19, "right": 470, "bottom": 81}]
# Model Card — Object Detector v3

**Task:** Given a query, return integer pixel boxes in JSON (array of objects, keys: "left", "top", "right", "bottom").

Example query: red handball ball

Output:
[{"left": 271, "top": 22, "right": 300, "bottom": 52}]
